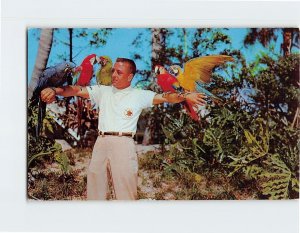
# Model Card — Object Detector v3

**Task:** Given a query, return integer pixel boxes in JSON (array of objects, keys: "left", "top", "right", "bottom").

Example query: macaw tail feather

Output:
[
  {"left": 30, "top": 89, "right": 40, "bottom": 107},
  {"left": 36, "top": 97, "right": 46, "bottom": 138},
  {"left": 77, "top": 97, "right": 82, "bottom": 137},
  {"left": 195, "top": 82, "right": 223, "bottom": 103},
  {"left": 184, "top": 101, "right": 199, "bottom": 121}
]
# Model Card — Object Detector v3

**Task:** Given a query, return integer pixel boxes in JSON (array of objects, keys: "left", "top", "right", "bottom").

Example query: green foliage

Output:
[
  {"left": 52, "top": 28, "right": 113, "bottom": 61},
  {"left": 228, "top": 123, "right": 269, "bottom": 176},
  {"left": 27, "top": 103, "right": 62, "bottom": 168},
  {"left": 161, "top": 110, "right": 206, "bottom": 173},
  {"left": 244, "top": 28, "right": 278, "bottom": 48},
  {"left": 54, "top": 150, "right": 71, "bottom": 174},
  {"left": 160, "top": 53, "right": 299, "bottom": 199},
  {"left": 89, "top": 29, "right": 113, "bottom": 47},
  {"left": 260, "top": 155, "right": 293, "bottom": 199}
]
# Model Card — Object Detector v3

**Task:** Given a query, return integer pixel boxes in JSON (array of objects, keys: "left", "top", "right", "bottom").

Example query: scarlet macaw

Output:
[
  {"left": 96, "top": 56, "right": 112, "bottom": 86},
  {"left": 31, "top": 61, "right": 75, "bottom": 138},
  {"left": 73, "top": 54, "right": 99, "bottom": 85},
  {"left": 73, "top": 54, "right": 100, "bottom": 137},
  {"left": 155, "top": 65, "right": 199, "bottom": 121}
]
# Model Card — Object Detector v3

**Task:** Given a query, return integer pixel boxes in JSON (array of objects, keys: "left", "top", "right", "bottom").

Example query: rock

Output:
[{"left": 136, "top": 144, "right": 160, "bottom": 156}]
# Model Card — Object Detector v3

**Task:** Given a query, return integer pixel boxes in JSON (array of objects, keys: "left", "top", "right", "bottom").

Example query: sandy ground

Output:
[
  {"left": 30, "top": 140, "right": 257, "bottom": 200},
  {"left": 42, "top": 140, "right": 166, "bottom": 200}
]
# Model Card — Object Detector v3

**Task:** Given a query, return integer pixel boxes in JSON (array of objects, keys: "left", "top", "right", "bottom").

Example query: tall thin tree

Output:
[{"left": 28, "top": 29, "right": 54, "bottom": 99}]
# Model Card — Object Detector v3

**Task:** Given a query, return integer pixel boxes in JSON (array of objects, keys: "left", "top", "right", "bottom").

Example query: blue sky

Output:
[
  {"left": 27, "top": 28, "right": 286, "bottom": 86},
  {"left": 28, "top": 28, "right": 152, "bottom": 86}
]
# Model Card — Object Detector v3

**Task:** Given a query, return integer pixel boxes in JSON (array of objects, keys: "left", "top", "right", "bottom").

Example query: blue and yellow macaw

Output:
[{"left": 155, "top": 55, "right": 234, "bottom": 121}]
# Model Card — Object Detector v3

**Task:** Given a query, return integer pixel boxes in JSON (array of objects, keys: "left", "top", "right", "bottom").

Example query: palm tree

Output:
[{"left": 28, "top": 29, "right": 54, "bottom": 99}]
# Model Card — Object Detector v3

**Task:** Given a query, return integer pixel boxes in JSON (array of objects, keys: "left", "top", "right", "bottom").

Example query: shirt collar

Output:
[{"left": 112, "top": 85, "right": 132, "bottom": 94}]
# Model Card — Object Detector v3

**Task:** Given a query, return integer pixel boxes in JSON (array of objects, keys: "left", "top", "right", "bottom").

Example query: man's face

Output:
[{"left": 111, "top": 62, "right": 133, "bottom": 89}]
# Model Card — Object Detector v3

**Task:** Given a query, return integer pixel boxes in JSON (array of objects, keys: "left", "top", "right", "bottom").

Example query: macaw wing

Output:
[
  {"left": 72, "top": 67, "right": 82, "bottom": 85},
  {"left": 195, "top": 82, "right": 223, "bottom": 102},
  {"left": 156, "top": 73, "right": 180, "bottom": 93},
  {"left": 95, "top": 67, "right": 102, "bottom": 84},
  {"left": 81, "top": 54, "right": 96, "bottom": 65},
  {"left": 183, "top": 55, "right": 234, "bottom": 84},
  {"left": 36, "top": 67, "right": 57, "bottom": 90}
]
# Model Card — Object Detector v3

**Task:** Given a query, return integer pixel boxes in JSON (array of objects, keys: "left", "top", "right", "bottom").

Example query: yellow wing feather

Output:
[{"left": 178, "top": 55, "right": 234, "bottom": 91}]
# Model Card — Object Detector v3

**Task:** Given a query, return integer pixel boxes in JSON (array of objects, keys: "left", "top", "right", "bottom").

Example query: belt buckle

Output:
[
  {"left": 118, "top": 132, "right": 122, "bottom": 137},
  {"left": 101, "top": 131, "right": 105, "bottom": 137}
]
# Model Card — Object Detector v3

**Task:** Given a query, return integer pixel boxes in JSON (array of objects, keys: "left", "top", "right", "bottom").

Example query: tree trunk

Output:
[
  {"left": 183, "top": 28, "right": 188, "bottom": 60},
  {"left": 142, "top": 29, "right": 166, "bottom": 145},
  {"left": 151, "top": 28, "right": 166, "bottom": 69},
  {"left": 69, "top": 28, "right": 73, "bottom": 62},
  {"left": 28, "top": 29, "right": 54, "bottom": 99},
  {"left": 281, "top": 29, "right": 292, "bottom": 57}
]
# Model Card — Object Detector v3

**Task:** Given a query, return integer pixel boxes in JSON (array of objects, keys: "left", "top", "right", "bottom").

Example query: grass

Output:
[
  {"left": 138, "top": 151, "right": 259, "bottom": 200},
  {"left": 28, "top": 148, "right": 91, "bottom": 200}
]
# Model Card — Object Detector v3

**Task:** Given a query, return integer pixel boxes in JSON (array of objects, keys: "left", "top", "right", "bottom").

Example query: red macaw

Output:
[
  {"left": 154, "top": 65, "right": 199, "bottom": 121},
  {"left": 155, "top": 65, "right": 181, "bottom": 92},
  {"left": 73, "top": 54, "right": 100, "bottom": 138},
  {"left": 74, "top": 54, "right": 99, "bottom": 86}
]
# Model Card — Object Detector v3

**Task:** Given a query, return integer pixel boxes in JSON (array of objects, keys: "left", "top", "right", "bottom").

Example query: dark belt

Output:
[{"left": 98, "top": 131, "right": 135, "bottom": 138}]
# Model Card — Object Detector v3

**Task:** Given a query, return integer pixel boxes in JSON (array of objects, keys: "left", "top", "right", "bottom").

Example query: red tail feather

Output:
[
  {"left": 77, "top": 97, "right": 82, "bottom": 137},
  {"left": 184, "top": 101, "right": 200, "bottom": 121}
]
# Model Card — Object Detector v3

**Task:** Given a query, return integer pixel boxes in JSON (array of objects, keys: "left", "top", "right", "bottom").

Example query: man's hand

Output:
[
  {"left": 185, "top": 93, "right": 207, "bottom": 106},
  {"left": 40, "top": 85, "right": 90, "bottom": 103},
  {"left": 41, "top": 87, "right": 56, "bottom": 104},
  {"left": 153, "top": 92, "right": 207, "bottom": 105}
]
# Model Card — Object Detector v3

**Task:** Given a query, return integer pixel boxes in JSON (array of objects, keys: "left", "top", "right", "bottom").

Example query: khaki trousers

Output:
[{"left": 87, "top": 135, "right": 138, "bottom": 200}]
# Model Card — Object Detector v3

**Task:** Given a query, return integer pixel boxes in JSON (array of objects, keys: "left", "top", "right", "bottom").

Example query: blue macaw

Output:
[{"left": 30, "top": 61, "right": 75, "bottom": 138}]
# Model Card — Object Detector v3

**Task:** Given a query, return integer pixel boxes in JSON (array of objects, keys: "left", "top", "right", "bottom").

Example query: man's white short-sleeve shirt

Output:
[{"left": 87, "top": 85, "right": 156, "bottom": 133}]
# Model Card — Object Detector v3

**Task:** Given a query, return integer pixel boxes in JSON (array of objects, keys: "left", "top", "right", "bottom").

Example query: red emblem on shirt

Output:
[{"left": 124, "top": 108, "right": 133, "bottom": 118}]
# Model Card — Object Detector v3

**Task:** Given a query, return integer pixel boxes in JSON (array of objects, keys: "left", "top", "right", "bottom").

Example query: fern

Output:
[
  {"left": 161, "top": 113, "right": 186, "bottom": 142},
  {"left": 43, "top": 113, "right": 54, "bottom": 134},
  {"left": 28, "top": 104, "right": 61, "bottom": 167},
  {"left": 259, "top": 154, "right": 292, "bottom": 199},
  {"left": 203, "top": 128, "right": 226, "bottom": 162},
  {"left": 228, "top": 125, "right": 298, "bottom": 199},
  {"left": 228, "top": 125, "right": 269, "bottom": 176},
  {"left": 53, "top": 142, "right": 70, "bottom": 174}
]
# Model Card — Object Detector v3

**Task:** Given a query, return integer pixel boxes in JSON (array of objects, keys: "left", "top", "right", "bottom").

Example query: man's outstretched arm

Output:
[
  {"left": 40, "top": 85, "right": 90, "bottom": 104},
  {"left": 153, "top": 92, "right": 207, "bottom": 106}
]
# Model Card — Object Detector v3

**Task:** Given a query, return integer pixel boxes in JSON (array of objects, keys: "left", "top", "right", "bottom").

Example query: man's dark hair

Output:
[{"left": 116, "top": 58, "right": 136, "bottom": 75}]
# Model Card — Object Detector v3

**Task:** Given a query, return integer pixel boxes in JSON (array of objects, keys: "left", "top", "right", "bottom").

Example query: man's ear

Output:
[{"left": 128, "top": 74, "right": 134, "bottom": 82}]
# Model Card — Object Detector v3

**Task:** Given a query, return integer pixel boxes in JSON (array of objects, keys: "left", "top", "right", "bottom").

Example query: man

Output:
[{"left": 41, "top": 58, "right": 206, "bottom": 200}]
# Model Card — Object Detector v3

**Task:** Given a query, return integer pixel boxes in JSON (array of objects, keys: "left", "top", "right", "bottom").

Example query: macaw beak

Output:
[
  {"left": 95, "top": 56, "right": 101, "bottom": 64},
  {"left": 71, "top": 66, "right": 81, "bottom": 75},
  {"left": 89, "top": 56, "right": 99, "bottom": 65},
  {"left": 154, "top": 66, "right": 160, "bottom": 75},
  {"left": 155, "top": 65, "right": 165, "bottom": 75},
  {"left": 71, "top": 67, "right": 76, "bottom": 75},
  {"left": 64, "top": 66, "right": 73, "bottom": 74},
  {"left": 169, "top": 66, "right": 178, "bottom": 76},
  {"left": 99, "top": 56, "right": 107, "bottom": 66}
]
